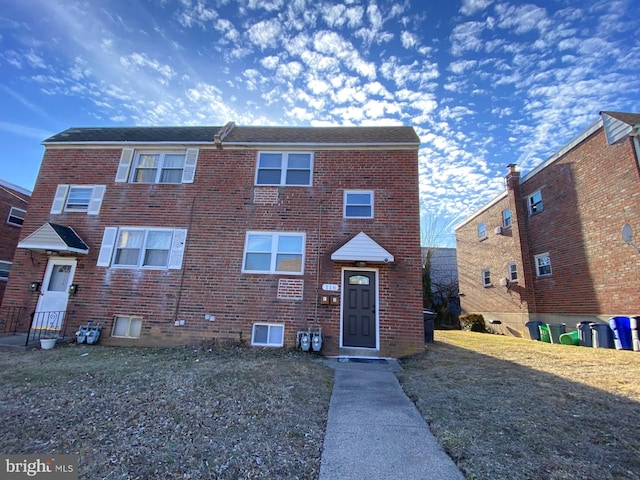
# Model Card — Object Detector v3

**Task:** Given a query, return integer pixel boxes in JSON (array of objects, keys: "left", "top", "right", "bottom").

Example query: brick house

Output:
[
  {"left": 0, "top": 178, "right": 30, "bottom": 304},
  {"left": 455, "top": 111, "right": 640, "bottom": 337},
  {"left": 1, "top": 124, "right": 425, "bottom": 357}
]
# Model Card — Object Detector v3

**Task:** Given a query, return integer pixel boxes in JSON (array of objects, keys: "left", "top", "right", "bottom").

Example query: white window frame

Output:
[
  {"left": 508, "top": 261, "right": 518, "bottom": 282},
  {"left": 503, "top": 209, "right": 512, "bottom": 228},
  {"left": 112, "top": 315, "right": 143, "bottom": 339},
  {"left": 255, "top": 152, "right": 313, "bottom": 186},
  {"left": 0, "top": 260, "right": 11, "bottom": 280},
  {"left": 478, "top": 222, "right": 487, "bottom": 241},
  {"left": 97, "top": 227, "right": 187, "bottom": 270},
  {"left": 482, "top": 268, "right": 492, "bottom": 287},
  {"left": 534, "top": 253, "right": 552, "bottom": 277},
  {"left": 344, "top": 190, "right": 374, "bottom": 218},
  {"left": 51, "top": 185, "right": 106, "bottom": 215},
  {"left": 251, "top": 323, "right": 284, "bottom": 347},
  {"left": 7, "top": 207, "right": 26, "bottom": 227},
  {"left": 115, "top": 148, "right": 198, "bottom": 184},
  {"left": 527, "top": 190, "right": 543, "bottom": 215},
  {"left": 242, "top": 232, "right": 306, "bottom": 275}
]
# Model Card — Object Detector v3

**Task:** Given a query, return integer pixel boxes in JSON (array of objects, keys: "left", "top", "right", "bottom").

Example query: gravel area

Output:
[{"left": 0, "top": 344, "right": 334, "bottom": 479}]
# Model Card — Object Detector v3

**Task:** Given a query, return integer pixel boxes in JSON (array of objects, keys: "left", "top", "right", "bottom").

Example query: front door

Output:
[
  {"left": 342, "top": 270, "right": 377, "bottom": 348},
  {"left": 35, "top": 257, "right": 77, "bottom": 330}
]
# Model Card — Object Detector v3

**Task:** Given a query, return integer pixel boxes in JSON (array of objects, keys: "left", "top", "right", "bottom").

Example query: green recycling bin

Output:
[
  {"left": 539, "top": 324, "right": 551, "bottom": 343},
  {"left": 559, "top": 330, "right": 579, "bottom": 346}
]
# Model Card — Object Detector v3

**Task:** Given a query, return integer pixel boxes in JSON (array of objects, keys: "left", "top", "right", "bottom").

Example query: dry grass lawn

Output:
[
  {"left": 0, "top": 344, "right": 333, "bottom": 479},
  {"left": 397, "top": 330, "right": 640, "bottom": 480}
]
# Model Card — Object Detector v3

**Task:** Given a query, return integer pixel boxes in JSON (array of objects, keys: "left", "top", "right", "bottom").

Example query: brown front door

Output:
[{"left": 342, "top": 270, "right": 376, "bottom": 348}]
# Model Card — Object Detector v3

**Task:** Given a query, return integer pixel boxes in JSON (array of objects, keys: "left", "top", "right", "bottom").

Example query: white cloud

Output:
[
  {"left": 460, "top": 0, "right": 494, "bottom": 16},
  {"left": 494, "top": 4, "right": 550, "bottom": 34},
  {"left": 246, "top": 18, "right": 282, "bottom": 49},
  {"left": 450, "top": 21, "right": 486, "bottom": 56},
  {"left": 401, "top": 31, "right": 418, "bottom": 49}
]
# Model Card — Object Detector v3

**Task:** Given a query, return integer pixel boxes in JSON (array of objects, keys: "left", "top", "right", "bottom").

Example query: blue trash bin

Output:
[
  {"left": 525, "top": 321, "right": 545, "bottom": 341},
  {"left": 608, "top": 316, "right": 632, "bottom": 350}
]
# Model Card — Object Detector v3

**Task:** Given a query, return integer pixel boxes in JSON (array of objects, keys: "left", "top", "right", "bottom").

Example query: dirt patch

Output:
[
  {"left": 0, "top": 344, "right": 333, "bottom": 479},
  {"left": 397, "top": 331, "right": 640, "bottom": 480}
]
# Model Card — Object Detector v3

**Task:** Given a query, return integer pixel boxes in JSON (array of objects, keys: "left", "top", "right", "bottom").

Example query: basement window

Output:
[
  {"left": 251, "top": 323, "right": 284, "bottom": 347},
  {"left": 112, "top": 315, "right": 143, "bottom": 338}
]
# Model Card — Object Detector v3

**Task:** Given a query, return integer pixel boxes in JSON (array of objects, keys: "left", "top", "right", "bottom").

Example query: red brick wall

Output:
[
  {"left": 456, "top": 127, "right": 640, "bottom": 334},
  {"left": 0, "top": 184, "right": 30, "bottom": 304},
  {"left": 3, "top": 145, "right": 423, "bottom": 357}
]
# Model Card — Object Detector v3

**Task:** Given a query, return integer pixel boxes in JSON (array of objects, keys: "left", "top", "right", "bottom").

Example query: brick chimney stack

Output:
[{"left": 506, "top": 163, "right": 520, "bottom": 191}]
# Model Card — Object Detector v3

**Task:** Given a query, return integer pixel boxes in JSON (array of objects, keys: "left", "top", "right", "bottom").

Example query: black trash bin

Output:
[
  {"left": 423, "top": 310, "right": 436, "bottom": 343},
  {"left": 590, "top": 322, "right": 614, "bottom": 349},
  {"left": 525, "top": 321, "right": 546, "bottom": 341},
  {"left": 576, "top": 321, "right": 592, "bottom": 347}
]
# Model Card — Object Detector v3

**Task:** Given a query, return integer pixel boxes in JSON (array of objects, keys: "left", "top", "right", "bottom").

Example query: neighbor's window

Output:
[
  {"left": 508, "top": 261, "right": 518, "bottom": 282},
  {"left": 0, "top": 261, "right": 11, "bottom": 280},
  {"left": 251, "top": 323, "right": 284, "bottom": 347},
  {"left": 242, "top": 232, "right": 305, "bottom": 274},
  {"left": 344, "top": 190, "right": 374, "bottom": 218},
  {"left": 132, "top": 152, "right": 186, "bottom": 183},
  {"left": 527, "top": 190, "right": 543, "bottom": 215},
  {"left": 503, "top": 209, "right": 512, "bottom": 228},
  {"left": 7, "top": 207, "right": 26, "bottom": 227},
  {"left": 255, "top": 152, "right": 313, "bottom": 186},
  {"left": 482, "top": 268, "right": 491, "bottom": 287},
  {"left": 114, "top": 229, "right": 172, "bottom": 268},
  {"left": 478, "top": 222, "right": 487, "bottom": 241},
  {"left": 534, "top": 253, "right": 552, "bottom": 277},
  {"left": 112, "top": 315, "right": 143, "bottom": 339}
]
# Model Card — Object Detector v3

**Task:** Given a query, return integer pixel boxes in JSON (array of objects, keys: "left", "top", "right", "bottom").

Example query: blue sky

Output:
[{"left": 1, "top": 0, "right": 639, "bottom": 246}]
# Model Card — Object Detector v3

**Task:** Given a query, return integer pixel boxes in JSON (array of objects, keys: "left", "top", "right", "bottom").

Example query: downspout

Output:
[
  {"left": 314, "top": 201, "right": 323, "bottom": 323},
  {"left": 173, "top": 197, "right": 196, "bottom": 323}
]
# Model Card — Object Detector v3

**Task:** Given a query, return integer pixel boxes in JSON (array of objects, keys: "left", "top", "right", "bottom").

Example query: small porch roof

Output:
[
  {"left": 18, "top": 223, "right": 89, "bottom": 254},
  {"left": 330, "top": 232, "right": 394, "bottom": 263}
]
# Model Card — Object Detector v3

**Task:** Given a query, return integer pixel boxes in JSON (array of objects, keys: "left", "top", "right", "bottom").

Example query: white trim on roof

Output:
[{"left": 0, "top": 178, "right": 32, "bottom": 196}]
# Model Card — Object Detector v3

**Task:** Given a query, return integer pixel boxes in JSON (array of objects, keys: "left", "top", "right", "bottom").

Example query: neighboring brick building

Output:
[
  {"left": 455, "top": 111, "right": 640, "bottom": 337},
  {"left": 0, "top": 179, "right": 31, "bottom": 304},
  {"left": 1, "top": 124, "right": 424, "bottom": 357}
]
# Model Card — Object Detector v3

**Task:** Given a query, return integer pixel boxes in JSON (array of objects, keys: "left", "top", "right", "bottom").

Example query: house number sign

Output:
[{"left": 322, "top": 284, "right": 339, "bottom": 291}]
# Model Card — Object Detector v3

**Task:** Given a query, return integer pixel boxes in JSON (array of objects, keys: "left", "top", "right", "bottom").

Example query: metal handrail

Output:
[
  {"left": 26, "top": 310, "right": 74, "bottom": 346},
  {"left": 0, "top": 306, "right": 24, "bottom": 335}
]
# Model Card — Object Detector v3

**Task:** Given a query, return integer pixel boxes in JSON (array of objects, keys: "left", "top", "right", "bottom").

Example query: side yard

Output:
[
  {"left": 0, "top": 345, "right": 334, "bottom": 479},
  {"left": 397, "top": 330, "right": 640, "bottom": 480}
]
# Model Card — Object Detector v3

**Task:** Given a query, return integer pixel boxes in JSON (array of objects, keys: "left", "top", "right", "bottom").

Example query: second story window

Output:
[
  {"left": 527, "top": 190, "right": 543, "bottom": 215},
  {"left": 242, "top": 232, "right": 305, "bottom": 274},
  {"left": 115, "top": 148, "right": 199, "bottom": 184},
  {"left": 482, "top": 268, "right": 491, "bottom": 287},
  {"left": 344, "top": 190, "right": 374, "bottom": 218},
  {"left": 51, "top": 185, "right": 106, "bottom": 215},
  {"left": 7, "top": 207, "right": 26, "bottom": 227},
  {"left": 478, "top": 222, "right": 487, "bottom": 241},
  {"left": 534, "top": 253, "right": 552, "bottom": 277},
  {"left": 503, "top": 209, "right": 512, "bottom": 228},
  {"left": 255, "top": 152, "right": 313, "bottom": 186},
  {"left": 508, "top": 261, "right": 518, "bottom": 282}
]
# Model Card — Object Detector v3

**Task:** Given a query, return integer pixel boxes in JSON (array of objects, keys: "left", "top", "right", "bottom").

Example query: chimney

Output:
[{"left": 506, "top": 163, "right": 520, "bottom": 190}]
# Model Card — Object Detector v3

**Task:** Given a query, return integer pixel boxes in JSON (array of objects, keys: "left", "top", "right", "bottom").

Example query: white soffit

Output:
[
  {"left": 331, "top": 231, "right": 394, "bottom": 263},
  {"left": 18, "top": 223, "right": 89, "bottom": 254}
]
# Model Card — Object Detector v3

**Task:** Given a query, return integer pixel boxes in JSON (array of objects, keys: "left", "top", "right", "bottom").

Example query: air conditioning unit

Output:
[
  {"left": 494, "top": 226, "right": 503, "bottom": 235},
  {"left": 499, "top": 278, "right": 509, "bottom": 287}
]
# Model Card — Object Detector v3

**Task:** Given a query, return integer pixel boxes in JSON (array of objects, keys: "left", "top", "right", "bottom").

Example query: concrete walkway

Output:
[{"left": 319, "top": 358, "right": 464, "bottom": 480}]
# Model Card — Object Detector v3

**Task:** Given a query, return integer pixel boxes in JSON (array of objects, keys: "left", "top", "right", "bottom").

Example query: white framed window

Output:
[
  {"left": 527, "top": 190, "right": 543, "bottom": 215},
  {"left": 251, "top": 323, "right": 284, "bottom": 347},
  {"left": 0, "top": 261, "right": 11, "bottom": 280},
  {"left": 482, "top": 268, "right": 492, "bottom": 287},
  {"left": 508, "top": 261, "right": 518, "bottom": 282},
  {"left": 97, "top": 227, "right": 187, "bottom": 270},
  {"left": 478, "top": 222, "right": 487, "bottom": 241},
  {"left": 7, "top": 207, "right": 26, "bottom": 227},
  {"left": 115, "top": 148, "right": 198, "bottom": 184},
  {"left": 344, "top": 190, "right": 374, "bottom": 218},
  {"left": 534, "top": 253, "right": 552, "bottom": 277},
  {"left": 242, "top": 232, "right": 305, "bottom": 274},
  {"left": 50, "top": 185, "right": 106, "bottom": 214},
  {"left": 503, "top": 209, "right": 512, "bottom": 228},
  {"left": 255, "top": 152, "right": 313, "bottom": 186},
  {"left": 112, "top": 315, "right": 143, "bottom": 339}
]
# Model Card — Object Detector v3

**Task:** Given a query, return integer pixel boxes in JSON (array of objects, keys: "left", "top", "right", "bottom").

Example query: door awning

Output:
[
  {"left": 18, "top": 223, "right": 89, "bottom": 254},
  {"left": 330, "top": 231, "right": 394, "bottom": 263}
]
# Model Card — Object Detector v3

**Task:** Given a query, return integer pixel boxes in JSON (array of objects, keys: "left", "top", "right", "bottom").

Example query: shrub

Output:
[{"left": 459, "top": 314, "right": 488, "bottom": 333}]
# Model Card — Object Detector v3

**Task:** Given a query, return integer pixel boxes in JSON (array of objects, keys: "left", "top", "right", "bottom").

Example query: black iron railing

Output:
[
  {"left": 26, "top": 310, "right": 74, "bottom": 346},
  {"left": 0, "top": 306, "right": 24, "bottom": 335}
]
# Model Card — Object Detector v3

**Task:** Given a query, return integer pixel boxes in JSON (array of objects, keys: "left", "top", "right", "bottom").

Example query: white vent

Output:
[
  {"left": 494, "top": 226, "right": 503, "bottom": 235},
  {"left": 499, "top": 278, "right": 509, "bottom": 286}
]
